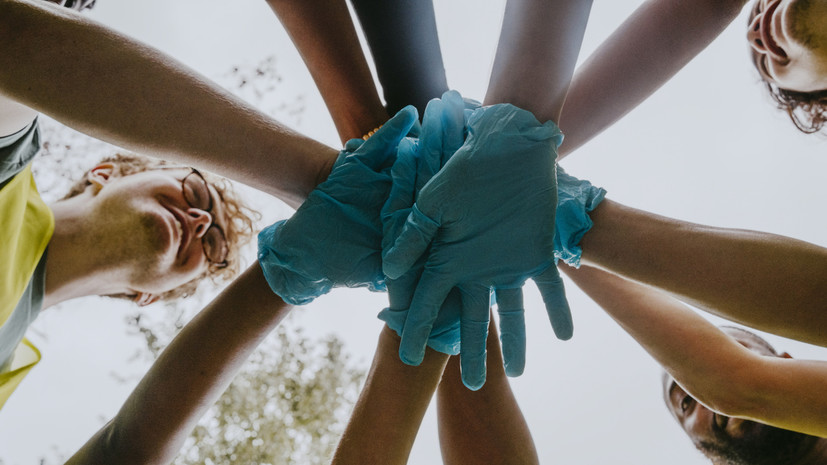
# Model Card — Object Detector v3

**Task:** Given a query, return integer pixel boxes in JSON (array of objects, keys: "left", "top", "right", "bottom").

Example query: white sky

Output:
[{"left": 2, "top": 1, "right": 827, "bottom": 464}]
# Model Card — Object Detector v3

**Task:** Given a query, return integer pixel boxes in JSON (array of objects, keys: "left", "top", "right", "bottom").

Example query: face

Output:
[
  {"left": 747, "top": 0, "right": 827, "bottom": 93},
  {"left": 662, "top": 328, "right": 814, "bottom": 464},
  {"left": 89, "top": 166, "right": 229, "bottom": 299}
]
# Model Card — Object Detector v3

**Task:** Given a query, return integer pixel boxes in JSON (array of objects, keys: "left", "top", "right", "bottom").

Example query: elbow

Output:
[{"left": 689, "top": 362, "right": 768, "bottom": 419}]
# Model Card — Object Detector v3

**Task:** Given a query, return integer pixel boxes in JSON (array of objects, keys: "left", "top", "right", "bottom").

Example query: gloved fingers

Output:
[
  {"left": 398, "top": 269, "right": 455, "bottom": 366},
  {"left": 493, "top": 287, "right": 526, "bottom": 377},
  {"left": 382, "top": 204, "right": 439, "bottom": 279},
  {"left": 383, "top": 139, "right": 418, "bottom": 219},
  {"left": 354, "top": 105, "right": 418, "bottom": 170},
  {"left": 439, "top": 90, "right": 466, "bottom": 166},
  {"left": 459, "top": 284, "right": 492, "bottom": 391},
  {"left": 533, "top": 266, "right": 574, "bottom": 341},
  {"left": 417, "top": 98, "right": 446, "bottom": 188}
]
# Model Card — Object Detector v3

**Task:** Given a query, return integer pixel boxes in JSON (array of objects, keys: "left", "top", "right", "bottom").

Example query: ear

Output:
[
  {"left": 134, "top": 292, "right": 160, "bottom": 307},
  {"left": 87, "top": 163, "right": 116, "bottom": 193}
]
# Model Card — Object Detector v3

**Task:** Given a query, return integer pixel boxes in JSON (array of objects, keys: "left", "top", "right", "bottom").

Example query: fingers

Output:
[
  {"left": 533, "top": 266, "right": 574, "bottom": 341},
  {"left": 383, "top": 138, "right": 418, "bottom": 220},
  {"left": 398, "top": 269, "right": 455, "bottom": 366},
  {"left": 382, "top": 204, "right": 439, "bottom": 279},
  {"left": 417, "top": 98, "right": 447, "bottom": 189},
  {"left": 493, "top": 287, "right": 526, "bottom": 377},
  {"left": 353, "top": 105, "right": 418, "bottom": 170},
  {"left": 439, "top": 90, "right": 466, "bottom": 166},
  {"left": 458, "top": 284, "right": 492, "bottom": 391}
]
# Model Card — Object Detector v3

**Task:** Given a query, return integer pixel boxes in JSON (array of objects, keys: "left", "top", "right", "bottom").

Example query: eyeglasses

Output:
[{"left": 182, "top": 169, "right": 228, "bottom": 268}]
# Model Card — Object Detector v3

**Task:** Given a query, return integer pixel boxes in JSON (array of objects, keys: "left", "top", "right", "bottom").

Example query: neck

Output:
[{"left": 42, "top": 196, "right": 132, "bottom": 309}]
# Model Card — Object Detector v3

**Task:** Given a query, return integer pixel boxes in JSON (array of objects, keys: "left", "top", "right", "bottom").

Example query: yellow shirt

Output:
[{"left": 0, "top": 123, "right": 53, "bottom": 410}]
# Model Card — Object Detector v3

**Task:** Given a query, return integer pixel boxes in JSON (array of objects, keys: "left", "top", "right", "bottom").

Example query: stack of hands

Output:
[{"left": 258, "top": 91, "right": 605, "bottom": 390}]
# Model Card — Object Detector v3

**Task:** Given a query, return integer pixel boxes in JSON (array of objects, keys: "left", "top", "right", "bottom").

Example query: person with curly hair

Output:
[{"left": 746, "top": 0, "right": 827, "bottom": 133}]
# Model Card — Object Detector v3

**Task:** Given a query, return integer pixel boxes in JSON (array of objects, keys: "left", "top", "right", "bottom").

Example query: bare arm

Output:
[
  {"left": 65, "top": 264, "right": 292, "bottom": 465},
  {"left": 559, "top": 0, "right": 749, "bottom": 157},
  {"left": 562, "top": 264, "right": 827, "bottom": 437},
  {"left": 331, "top": 325, "right": 449, "bottom": 465},
  {"left": 579, "top": 199, "right": 827, "bottom": 348},
  {"left": 437, "top": 316, "right": 538, "bottom": 465},
  {"left": 484, "top": 0, "right": 594, "bottom": 123},
  {"left": 264, "top": 0, "right": 388, "bottom": 143},
  {"left": 0, "top": 0, "right": 337, "bottom": 208}
]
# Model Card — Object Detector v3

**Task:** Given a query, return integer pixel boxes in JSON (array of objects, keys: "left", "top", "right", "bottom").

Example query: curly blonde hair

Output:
[{"left": 64, "top": 153, "right": 260, "bottom": 301}]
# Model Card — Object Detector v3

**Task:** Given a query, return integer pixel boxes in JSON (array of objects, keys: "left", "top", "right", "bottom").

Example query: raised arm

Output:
[
  {"left": 559, "top": 0, "right": 749, "bottom": 157},
  {"left": 264, "top": 0, "right": 388, "bottom": 143},
  {"left": 562, "top": 264, "right": 827, "bottom": 438},
  {"left": 579, "top": 199, "right": 827, "bottom": 348},
  {"left": 331, "top": 325, "right": 449, "bottom": 465},
  {"left": 484, "top": 0, "right": 594, "bottom": 122},
  {"left": 0, "top": 0, "right": 337, "bottom": 208},
  {"left": 65, "top": 264, "right": 292, "bottom": 465}
]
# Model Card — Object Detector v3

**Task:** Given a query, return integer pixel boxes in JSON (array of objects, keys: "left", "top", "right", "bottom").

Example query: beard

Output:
[{"left": 696, "top": 419, "right": 817, "bottom": 465}]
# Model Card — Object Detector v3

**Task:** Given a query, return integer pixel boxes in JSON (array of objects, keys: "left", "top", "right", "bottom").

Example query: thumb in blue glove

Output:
[{"left": 257, "top": 106, "right": 418, "bottom": 305}]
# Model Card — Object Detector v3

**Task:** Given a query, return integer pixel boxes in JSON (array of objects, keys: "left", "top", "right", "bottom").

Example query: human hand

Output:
[
  {"left": 554, "top": 167, "right": 607, "bottom": 267},
  {"left": 257, "top": 106, "right": 417, "bottom": 305},
  {"left": 383, "top": 96, "right": 573, "bottom": 389},
  {"left": 378, "top": 93, "right": 467, "bottom": 358}
]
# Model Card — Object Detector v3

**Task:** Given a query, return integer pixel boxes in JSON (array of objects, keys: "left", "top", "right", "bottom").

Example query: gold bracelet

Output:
[{"left": 361, "top": 125, "right": 383, "bottom": 140}]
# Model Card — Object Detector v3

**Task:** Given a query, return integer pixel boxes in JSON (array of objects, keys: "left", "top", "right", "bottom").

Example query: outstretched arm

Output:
[
  {"left": 348, "top": 0, "right": 449, "bottom": 116},
  {"left": 484, "top": 0, "right": 593, "bottom": 123},
  {"left": 264, "top": 0, "right": 388, "bottom": 143},
  {"left": 578, "top": 199, "right": 827, "bottom": 348},
  {"left": 65, "top": 264, "right": 292, "bottom": 465},
  {"left": 0, "top": 0, "right": 337, "bottom": 208},
  {"left": 331, "top": 325, "right": 449, "bottom": 465},
  {"left": 562, "top": 264, "right": 827, "bottom": 438},
  {"left": 559, "top": 0, "right": 749, "bottom": 157},
  {"left": 436, "top": 316, "right": 538, "bottom": 465}
]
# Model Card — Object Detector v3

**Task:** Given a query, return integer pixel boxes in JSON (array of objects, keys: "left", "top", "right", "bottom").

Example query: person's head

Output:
[
  {"left": 662, "top": 326, "right": 819, "bottom": 464},
  {"left": 747, "top": 0, "right": 827, "bottom": 133},
  {"left": 63, "top": 153, "right": 257, "bottom": 305},
  {"left": 47, "top": 0, "right": 97, "bottom": 12}
]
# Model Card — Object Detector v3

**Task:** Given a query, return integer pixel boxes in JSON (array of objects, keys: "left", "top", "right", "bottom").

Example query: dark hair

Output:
[{"left": 764, "top": 82, "right": 827, "bottom": 134}]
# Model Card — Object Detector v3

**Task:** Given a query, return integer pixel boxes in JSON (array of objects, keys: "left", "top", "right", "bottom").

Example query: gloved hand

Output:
[
  {"left": 553, "top": 167, "right": 607, "bottom": 267},
  {"left": 383, "top": 97, "right": 573, "bottom": 390},
  {"left": 257, "top": 106, "right": 417, "bottom": 305},
  {"left": 378, "top": 93, "right": 467, "bottom": 357}
]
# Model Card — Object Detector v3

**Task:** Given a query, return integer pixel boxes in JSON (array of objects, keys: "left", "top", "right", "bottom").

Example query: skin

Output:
[
  {"left": 746, "top": 0, "right": 827, "bottom": 93},
  {"left": 43, "top": 165, "right": 231, "bottom": 307},
  {"left": 563, "top": 264, "right": 827, "bottom": 438}
]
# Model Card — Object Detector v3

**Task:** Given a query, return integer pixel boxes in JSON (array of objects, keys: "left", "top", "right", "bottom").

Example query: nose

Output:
[
  {"left": 747, "top": 12, "right": 767, "bottom": 54},
  {"left": 186, "top": 208, "right": 213, "bottom": 239}
]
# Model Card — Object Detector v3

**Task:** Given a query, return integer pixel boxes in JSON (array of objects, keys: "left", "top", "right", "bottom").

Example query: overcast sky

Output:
[{"left": 2, "top": 1, "right": 826, "bottom": 464}]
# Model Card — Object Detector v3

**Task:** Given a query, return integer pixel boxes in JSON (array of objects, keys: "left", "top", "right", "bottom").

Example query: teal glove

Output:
[
  {"left": 257, "top": 106, "right": 417, "bottom": 305},
  {"left": 378, "top": 94, "right": 467, "bottom": 357},
  {"left": 554, "top": 167, "right": 607, "bottom": 267},
  {"left": 383, "top": 99, "right": 572, "bottom": 390}
]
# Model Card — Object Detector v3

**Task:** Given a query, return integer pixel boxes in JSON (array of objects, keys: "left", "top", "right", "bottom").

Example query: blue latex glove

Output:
[
  {"left": 383, "top": 99, "right": 572, "bottom": 390},
  {"left": 257, "top": 106, "right": 418, "bottom": 305},
  {"left": 378, "top": 93, "right": 467, "bottom": 357},
  {"left": 554, "top": 167, "right": 607, "bottom": 267}
]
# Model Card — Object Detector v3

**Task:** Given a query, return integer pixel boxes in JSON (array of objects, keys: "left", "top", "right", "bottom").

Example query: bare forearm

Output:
[
  {"left": 581, "top": 200, "right": 827, "bottom": 347},
  {"left": 559, "top": 0, "right": 749, "bottom": 157},
  {"left": 437, "top": 318, "right": 538, "bottom": 465},
  {"left": 66, "top": 264, "right": 292, "bottom": 465},
  {"left": 332, "top": 326, "right": 448, "bottom": 465},
  {"left": 485, "top": 0, "right": 594, "bottom": 123},
  {"left": 0, "top": 0, "right": 336, "bottom": 208},
  {"left": 564, "top": 264, "right": 827, "bottom": 436},
  {"left": 266, "top": 0, "right": 388, "bottom": 143}
]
